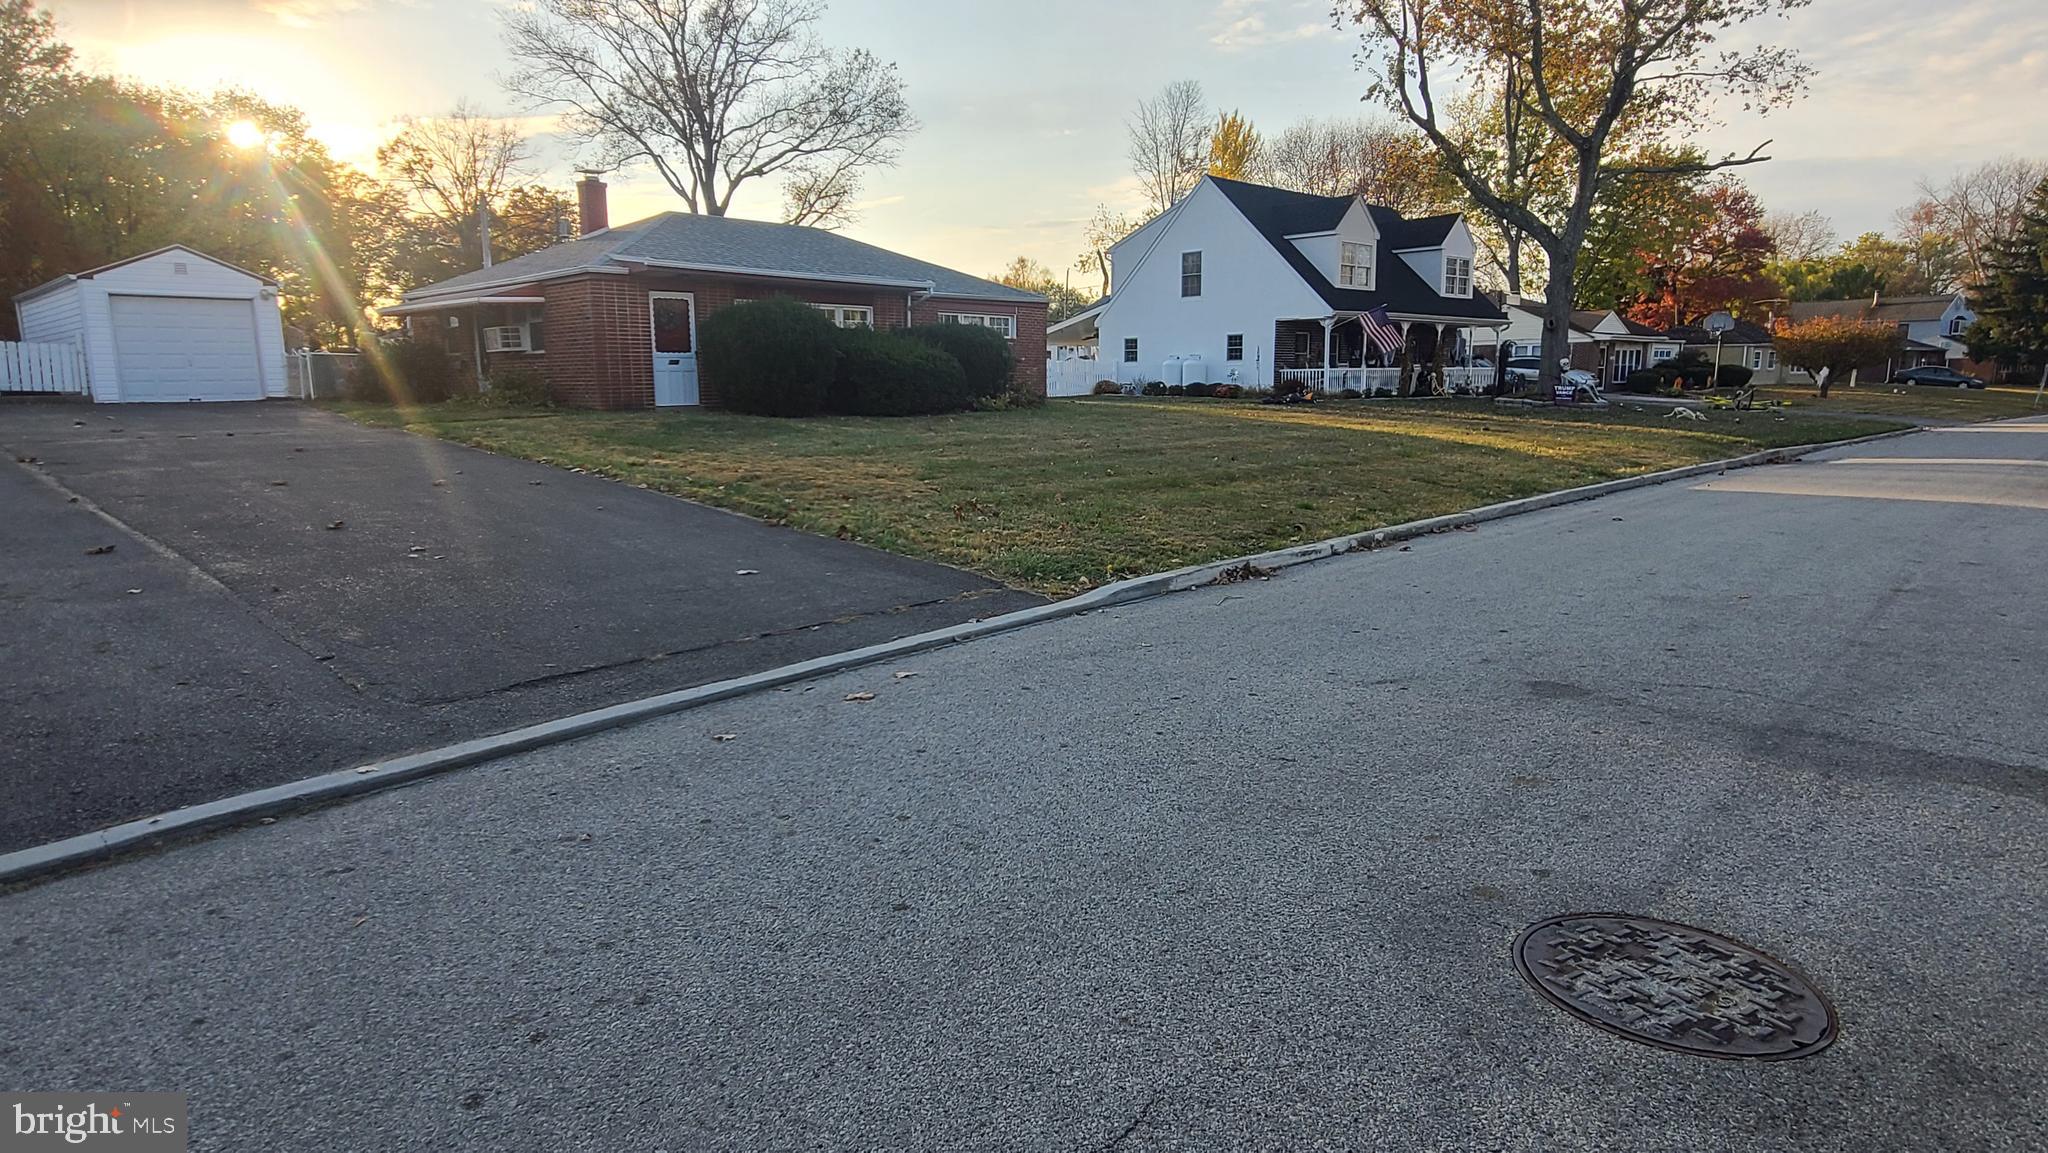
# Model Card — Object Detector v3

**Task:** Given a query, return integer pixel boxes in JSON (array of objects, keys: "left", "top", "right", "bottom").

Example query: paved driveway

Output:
[{"left": 0, "top": 402, "right": 1038, "bottom": 851}]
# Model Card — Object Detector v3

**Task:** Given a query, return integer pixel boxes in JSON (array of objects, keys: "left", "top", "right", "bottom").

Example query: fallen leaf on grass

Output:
[
  {"left": 84, "top": 544, "right": 115, "bottom": 556},
  {"left": 844, "top": 691, "right": 876, "bottom": 702}
]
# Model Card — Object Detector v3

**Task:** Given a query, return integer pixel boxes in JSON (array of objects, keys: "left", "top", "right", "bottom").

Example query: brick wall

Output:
[
  {"left": 516, "top": 273, "right": 1049, "bottom": 409},
  {"left": 910, "top": 295, "right": 1050, "bottom": 397}
]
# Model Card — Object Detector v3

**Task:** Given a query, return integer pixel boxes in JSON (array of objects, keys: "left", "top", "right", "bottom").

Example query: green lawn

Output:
[
  {"left": 1754, "top": 381, "right": 2046, "bottom": 423},
  {"left": 328, "top": 397, "right": 1899, "bottom": 595}
]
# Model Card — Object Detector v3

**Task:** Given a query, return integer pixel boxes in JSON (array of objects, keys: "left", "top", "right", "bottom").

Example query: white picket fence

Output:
[
  {"left": 0, "top": 341, "right": 89, "bottom": 396},
  {"left": 1047, "top": 357, "right": 1110, "bottom": 397}
]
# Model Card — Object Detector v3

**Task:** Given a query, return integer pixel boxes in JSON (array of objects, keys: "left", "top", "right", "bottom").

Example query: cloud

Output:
[
  {"left": 1206, "top": 0, "right": 1331, "bottom": 52},
  {"left": 251, "top": 0, "right": 373, "bottom": 27}
]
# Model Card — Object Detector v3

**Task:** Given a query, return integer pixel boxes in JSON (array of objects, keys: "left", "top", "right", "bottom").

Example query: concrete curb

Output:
[{"left": 0, "top": 421, "right": 1922, "bottom": 886}]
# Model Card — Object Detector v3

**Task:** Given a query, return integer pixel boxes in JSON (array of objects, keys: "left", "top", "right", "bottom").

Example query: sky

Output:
[{"left": 43, "top": 0, "right": 2048, "bottom": 282}]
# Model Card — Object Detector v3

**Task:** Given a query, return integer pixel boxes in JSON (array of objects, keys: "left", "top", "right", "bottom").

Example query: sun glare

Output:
[{"left": 225, "top": 120, "right": 266, "bottom": 150}]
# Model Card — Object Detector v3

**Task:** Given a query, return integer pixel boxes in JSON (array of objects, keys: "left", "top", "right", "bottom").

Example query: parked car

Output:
[
  {"left": 1890, "top": 366, "right": 1985, "bottom": 389},
  {"left": 1504, "top": 357, "right": 1599, "bottom": 390}
]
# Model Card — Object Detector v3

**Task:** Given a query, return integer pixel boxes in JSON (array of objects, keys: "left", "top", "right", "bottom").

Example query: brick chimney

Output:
[{"left": 576, "top": 171, "right": 608, "bottom": 237}]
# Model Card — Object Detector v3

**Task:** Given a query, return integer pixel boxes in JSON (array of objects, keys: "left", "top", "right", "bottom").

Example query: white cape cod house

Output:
[{"left": 1095, "top": 175, "right": 1508, "bottom": 394}]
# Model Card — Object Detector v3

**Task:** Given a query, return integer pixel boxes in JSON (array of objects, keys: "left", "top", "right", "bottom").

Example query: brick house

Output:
[{"left": 385, "top": 176, "right": 1047, "bottom": 409}]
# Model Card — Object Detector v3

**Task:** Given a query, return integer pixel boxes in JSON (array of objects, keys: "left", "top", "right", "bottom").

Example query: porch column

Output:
[
  {"left": 1396, "top": 322, "right": 1413, "bottom": 396},
  {"left": 1321, "top": 316, "right": 1335, "bottom": 391}
]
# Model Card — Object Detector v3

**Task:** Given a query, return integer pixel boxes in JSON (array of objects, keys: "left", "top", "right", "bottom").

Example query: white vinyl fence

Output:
[
  {"left": 0, "top": 341, "right": 89, "bottom": 395},
  {"left": 1047, "top": 357, "right": 1110, "bottom": 397}
]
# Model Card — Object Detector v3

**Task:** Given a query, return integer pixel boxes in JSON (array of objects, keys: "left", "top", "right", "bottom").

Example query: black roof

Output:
[
  {"left": 1206, "top": 177, "right": 1506, "bottom": 322},
  {"left": 1666, "top": 319, "right": 1774, "bottom": 345}
]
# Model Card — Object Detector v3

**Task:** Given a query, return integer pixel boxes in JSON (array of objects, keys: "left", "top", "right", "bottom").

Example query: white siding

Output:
[
  {"left": 1097, "top": 179, "right": 1326, "bottom": 384},
  {"left": 16, "top": 283, "right": 87, "bottom": 351},
  {"left": 1289, "top": 200, "right": 1379, "bottom": 288},
  {"left": 67, "top": 248, "right": 286, "bottom": 402}
]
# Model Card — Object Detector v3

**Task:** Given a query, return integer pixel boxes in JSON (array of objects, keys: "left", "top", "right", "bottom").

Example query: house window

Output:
[
  {"left": 1181, "top": 251, "right": 1202, "bottom": 297},
  {"left": 1650, "top": 346, "right": 1676, "bottom": 362},
  {"left": 1123, "top": 337, "right": 1139, "bottom": 363},
  {"left": 811, "top": 304, "right": 873, "bottom": 328},
  {"left": 1947, "top": 315, "right": 1967, "bottom": 336},
  {"left": 940, "top": 312, "right": 1016, "bottom": 339},
  {"left": 1340, "top": 242, "right": 1372, "bottom": 288},
  {"left": 1226, "top": 334, "right": 1244, "bottom": 361},
  {"left": 1750, "top": 348, "right": 1778, "bottom": 371},
  {"left": 1443, "top": 256, "right": 1473, "bottom": 297},
  {"left": 525, "top": 305, "right": 545, "bottom": 352}
]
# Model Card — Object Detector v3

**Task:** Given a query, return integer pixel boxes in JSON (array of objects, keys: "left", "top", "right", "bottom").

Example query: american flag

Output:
[{"left": 1361, "top": 306, "right": 1404, "bottom": 355}]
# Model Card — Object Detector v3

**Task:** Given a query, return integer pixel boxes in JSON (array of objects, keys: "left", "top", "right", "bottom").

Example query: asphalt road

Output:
[
  {"left": 0, "top": 403, "right": 1037, "bottom": 851},
  {"left": 5, "top": 418, "right": 2045, "bottom": 1151}
]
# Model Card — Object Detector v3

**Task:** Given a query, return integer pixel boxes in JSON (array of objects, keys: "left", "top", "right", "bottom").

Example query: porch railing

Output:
[{"left": 1277, "top": 367, "right": 1404, "bottom": 395}]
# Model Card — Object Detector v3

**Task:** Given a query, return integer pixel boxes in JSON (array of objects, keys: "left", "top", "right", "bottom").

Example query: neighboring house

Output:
[
  {"left": 1494, "top": 297, "right": 1593, "bottom": 361},
  {"left": 12, "top": 245, "right": 288, "bottom": 403},
  {"left": 1046, "top": 298, "right": 1106, "bottom": 360},
  {"left": 1664, "top": 318, "right": 1787, "bottom": 383},
  {"left": 1568, "top": 310, "right": 1683, "bottom": 386},
  {"left": 388, "top": 176, "right": 1048, "bottom": 408},
  {"left": 1094, "top": 175, "right": 1507, "bottom": 394},
  {"left": 1779, "top": 292, "right": 1979, "bottom": 382}
]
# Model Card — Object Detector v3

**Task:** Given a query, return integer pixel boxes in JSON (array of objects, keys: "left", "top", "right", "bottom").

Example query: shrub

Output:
[
  {"left": 975, "top": 387, "right": 1044, "bottom": 411},
  {"left": 1211, "top": 383, "right": 1238, "bottom": 399},
  {"left": 1623, "top": 368, "right": 1664, "bottom": 394},
  {"left": 347, "top": 339, "right": 462, "bottom": 404},
  {"left": 1710, "top": 364, "right": 1755, "bottom": 389},
  {"left": 828, "top": 327, "right": 972, "bottom": 416},
  {"left": 698, "top": 297, "right": 839, "bottom": 416},
  {"left": 485, "top": 365, "right": 550, "bottom": 407},
  {"left": 1184, "top": 381, "right": 1212, "bottom": 398},
  {"left": 903, "top": 322, "right": 1014, "bottom": 399},
  {"left": 1337, "top": 388, "right": 1363, "bottom": 400},
  {"left": 1664, "top": 351, "right": 1714, "bottom": 389},
  {"left": 1091, "top": 379, "right": 1121, "bottom": 395}
]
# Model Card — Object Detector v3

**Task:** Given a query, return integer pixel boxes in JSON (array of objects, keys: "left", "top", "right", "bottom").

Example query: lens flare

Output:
[{"left": 225, "top": 120, "right": 266, "bottom": 150}]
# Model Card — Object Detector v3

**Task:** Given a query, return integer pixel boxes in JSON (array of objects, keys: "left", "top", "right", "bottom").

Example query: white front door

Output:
[{"left": 650, "top": 292, "right": 699, "bottom": 407}]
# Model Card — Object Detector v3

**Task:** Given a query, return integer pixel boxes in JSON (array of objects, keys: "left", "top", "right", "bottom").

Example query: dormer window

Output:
[
  {"left": 1947, "top": 314, "right": 1967, "bottom": 336},
  {"left": 1443, "top": 256, "right": 1473, "bottom": 297},
  {"left": 1340, "top": 242, "right": 1372, "bottom": 288}
]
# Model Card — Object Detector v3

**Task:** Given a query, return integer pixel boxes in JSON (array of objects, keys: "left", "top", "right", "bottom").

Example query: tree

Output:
[
  {"left": 1762, "top": 209, "right": 1834, "bottom": 261},
  {"left": 1208, "top": 110, "right": 1261, "bottom": 180},
  {"left": 1262, "top": 116, "right": 1455, "bottom": 215},
  {"left": 1906, "top": 157, "right": 2048, "bottom": 288},
  {"left": 1575, "top": 158, "right": 1713, "bottom": 312},
  {"left": 1075, "top": 204, "right": 1136, "bottom": 298},
  {"left": 1620, "top": 178, "right": 1778, "bottom": 327},
  {"left": 1773, "top": 316, "right": 1900, "bottom": 397},
  {"left": 1966, "top": 176, "right": 2048, "bottom": 396},
  {"left": 991, "top": 256, "right": 1092, "bottom": 322},
  {"left": 376, "top": 103, "right": 533, "bottom": 265},
  {"left": 1128, "top": 80, "right": 1208, "bottom": 215},
  {"left": 502, "top": 0, "right": 914, "bottom": 229},
  {"left": 1342, "top": 0, "right": 1811, "bottom": 390}
]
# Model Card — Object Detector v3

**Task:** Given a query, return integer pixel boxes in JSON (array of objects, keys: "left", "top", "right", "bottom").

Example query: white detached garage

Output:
[{"left": 12, "top": 245, "right": 287, "bottom": 403}]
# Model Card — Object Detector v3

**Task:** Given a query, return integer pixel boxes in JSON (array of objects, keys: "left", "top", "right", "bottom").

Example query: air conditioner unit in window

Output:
[{"left": 482, "top": 325, "right": 528, "bottom": 353}]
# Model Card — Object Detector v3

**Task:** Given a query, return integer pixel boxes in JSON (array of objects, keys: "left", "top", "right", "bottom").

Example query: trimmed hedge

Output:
[
  {"left": 347, "top": 339, "right": 463, "bottom": 404},
  {"left": 903, "top": 322, "right": 1014, "bottom": 399},
  {"left": 1623, "top": 368, "right": 1664, "bottom": 394},
  {"left": 1710, "top": 364, "right": 1755, "bottom": 389},
  {"left": 698, "top": 297, "right": 840, "bottom": 416},
  {"left": 485, "top": 365, "right": 550, "bottom": 407},
  {"left": 829, "top": 327, "right": 972, "bottom": 415}
]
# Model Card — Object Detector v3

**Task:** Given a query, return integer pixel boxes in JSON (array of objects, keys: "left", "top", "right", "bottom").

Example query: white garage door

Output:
[{"left": 109, "top": 295, "right": 264, "bottom": 402}]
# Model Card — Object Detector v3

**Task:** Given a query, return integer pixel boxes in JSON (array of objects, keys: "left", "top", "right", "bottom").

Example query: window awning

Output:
[{"left": 378, "top": 295, "right": 545, "bottom": 317}]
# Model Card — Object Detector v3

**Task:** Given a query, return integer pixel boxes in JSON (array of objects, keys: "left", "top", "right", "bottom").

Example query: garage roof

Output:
[{"left": 13, "top": 245, "right": 277, "bottom": 305}]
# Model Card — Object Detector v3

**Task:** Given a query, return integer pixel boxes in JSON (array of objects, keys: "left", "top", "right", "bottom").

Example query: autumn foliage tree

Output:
[
  {"left": 1773, "top": 316, "right": 1901, "bottom": 397},
  {"left": 1208, "top": 110, "right": 1261, "bottom": 180},
  {"left": 1621, "top": 179, "right": 1777, "bottom": 327},
  {"left": 1342, "top": 0, "right": 1811, "bottom": 390}
]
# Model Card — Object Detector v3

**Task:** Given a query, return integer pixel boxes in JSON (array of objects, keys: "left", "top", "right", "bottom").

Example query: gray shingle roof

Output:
[
  {"left": 404, "top": 213, "right": 1041, "bottom": 304},
  {"left": 1206, "top": 177, "right": 1505, "bottom": 323}
]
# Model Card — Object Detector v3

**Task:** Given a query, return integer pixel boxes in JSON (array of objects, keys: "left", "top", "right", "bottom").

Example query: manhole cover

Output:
[{"left": 1513, "top": 913, "right": 1837, "bottom": 1060}]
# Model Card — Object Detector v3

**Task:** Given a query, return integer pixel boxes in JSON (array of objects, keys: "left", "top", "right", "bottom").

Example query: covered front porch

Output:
[{"left": 1273, "top": 315, "right": 1500, "bottom": 397}]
